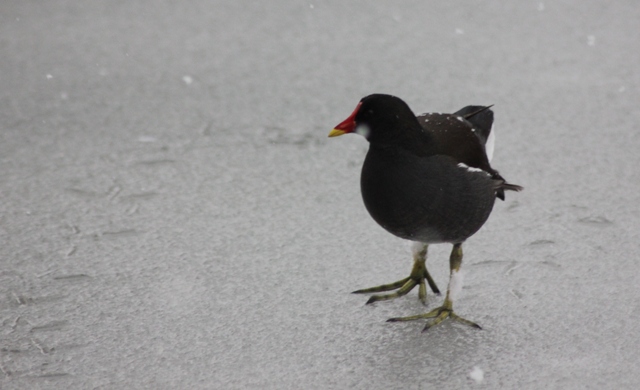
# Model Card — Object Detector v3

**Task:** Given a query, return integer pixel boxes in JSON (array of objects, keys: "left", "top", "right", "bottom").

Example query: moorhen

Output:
[{"left": 329, "top": 94, "right": 522, "bottom": 331}]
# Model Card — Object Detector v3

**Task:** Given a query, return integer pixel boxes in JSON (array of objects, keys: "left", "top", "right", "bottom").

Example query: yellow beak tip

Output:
[{"left": 328, "top": 129, "right": 346, "bottom": 138}]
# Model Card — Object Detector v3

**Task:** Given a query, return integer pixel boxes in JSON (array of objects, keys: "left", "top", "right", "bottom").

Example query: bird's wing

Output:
[
  {"left": 415, "top": 111, "right": 521, "bottom": 200},
  {"left": 415, "top": 112, "right": 493, "bottom": 172}
]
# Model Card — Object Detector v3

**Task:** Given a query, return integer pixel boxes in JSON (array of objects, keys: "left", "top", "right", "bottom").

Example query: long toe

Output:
[
  {"left": 387, "top": 306, "right": 481, "bottom": 332},
  {"left": 352, "top": 277, "right": 410, "bottom": 294},
  {"left": 352, "top": 261, "right": 440, "bottom": 305},
  {"left": 365, "top": 278, "right": 417, "bottom": 304}
]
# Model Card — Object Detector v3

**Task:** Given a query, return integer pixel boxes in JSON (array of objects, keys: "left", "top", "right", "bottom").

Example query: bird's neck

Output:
[{"left": 369, "top": 124, "right": 436, "bottom": 157}]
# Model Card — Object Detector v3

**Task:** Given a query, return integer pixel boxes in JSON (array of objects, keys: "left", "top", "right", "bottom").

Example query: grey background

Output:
[{"left": 2, "top": 1, "right": 639, "bottom": 389}]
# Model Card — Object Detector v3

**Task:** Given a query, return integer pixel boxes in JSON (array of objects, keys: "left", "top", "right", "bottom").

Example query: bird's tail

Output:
[
  {"left": 502, "top": 182, "right": 524, "bottom": 192},
  {"left": 495, "top": 181, "right": 523, "bottom": 201}
]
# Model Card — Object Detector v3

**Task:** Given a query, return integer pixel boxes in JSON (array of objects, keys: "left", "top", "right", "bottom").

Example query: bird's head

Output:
[{"left": 328, "top": 94, "right": 418, "bottom": 143}]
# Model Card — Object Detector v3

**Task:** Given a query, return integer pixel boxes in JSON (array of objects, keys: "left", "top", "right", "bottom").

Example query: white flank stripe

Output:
[{"left": 457, "top": 163, "right": 488, "bottom": 174}]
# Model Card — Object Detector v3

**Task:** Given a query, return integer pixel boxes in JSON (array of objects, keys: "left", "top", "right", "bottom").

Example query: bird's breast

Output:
[{"left": 360, "top": 146, "right": 496, "bottom": 244}]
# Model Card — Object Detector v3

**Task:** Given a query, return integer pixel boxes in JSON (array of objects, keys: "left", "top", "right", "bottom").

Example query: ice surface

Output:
[{"left": 1, "top": 1, "right": 640, "bottom": 389}]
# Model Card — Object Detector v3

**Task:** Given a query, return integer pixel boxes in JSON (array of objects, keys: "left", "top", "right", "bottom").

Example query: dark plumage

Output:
[{"left": 329, "top": 93, "right": 522, "bottom": 331}]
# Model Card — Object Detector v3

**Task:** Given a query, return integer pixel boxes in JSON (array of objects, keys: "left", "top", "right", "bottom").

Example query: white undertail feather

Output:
[{"left": 485, "top": 124, "right": 495, "bottom": 162}]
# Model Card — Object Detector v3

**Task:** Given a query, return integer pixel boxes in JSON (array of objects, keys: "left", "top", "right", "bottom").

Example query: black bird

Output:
[{"left": 329, "top": 94, "right": 522, "bottom": 331}]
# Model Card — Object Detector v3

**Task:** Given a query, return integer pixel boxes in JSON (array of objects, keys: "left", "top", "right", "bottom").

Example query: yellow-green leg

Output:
[
  {"left": 352, "top": 243, "right": 440, "bottom": 305},
  {"left": 387, "top": 243, "right": 481, "bottom": 332}
]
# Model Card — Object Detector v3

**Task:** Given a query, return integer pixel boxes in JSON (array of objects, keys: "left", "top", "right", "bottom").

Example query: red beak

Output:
[{"left": 328, "top": 102, "right": 361, "bottom": 137}]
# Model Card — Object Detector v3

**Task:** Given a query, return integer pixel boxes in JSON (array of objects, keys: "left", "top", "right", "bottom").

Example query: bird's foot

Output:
[
  {"left": 352, "top": 258, "right": 440, "bottom": 305},
  {"left": 387, "top": 306, "right": 481, "bottom": 332}
]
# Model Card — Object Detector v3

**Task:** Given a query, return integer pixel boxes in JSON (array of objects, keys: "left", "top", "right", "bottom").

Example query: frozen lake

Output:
[{"left": 1, "top": 1, "right": 639, "bottom": 389}]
